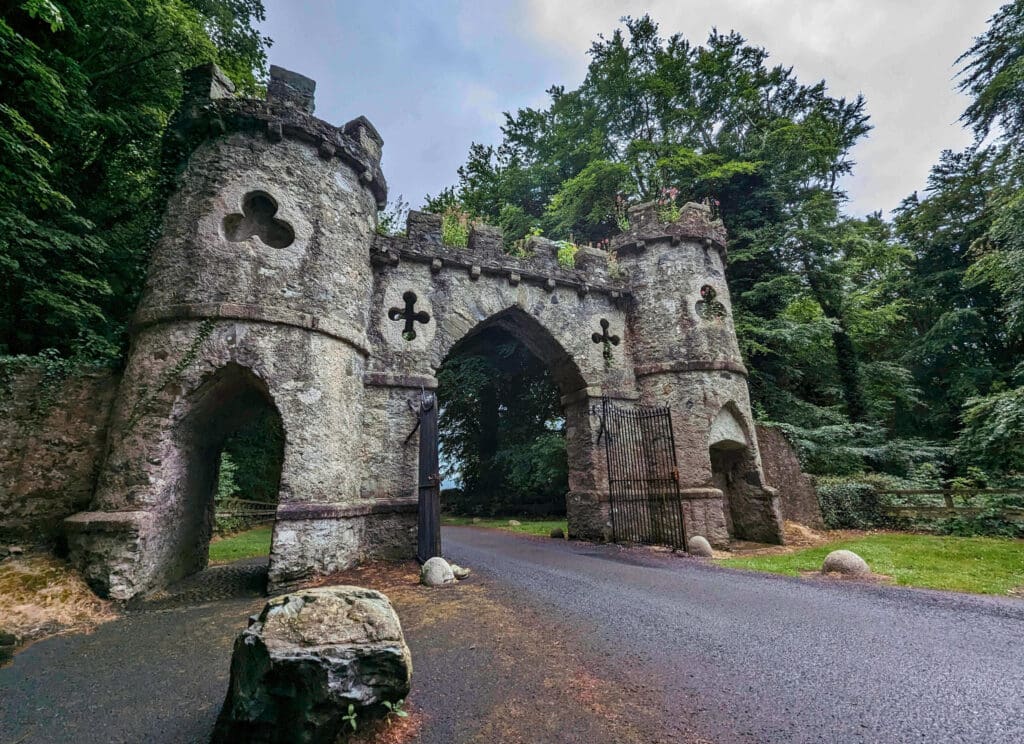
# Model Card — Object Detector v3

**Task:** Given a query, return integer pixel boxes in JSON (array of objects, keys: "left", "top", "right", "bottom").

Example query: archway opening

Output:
[
  {"left": 169, "top": 363, "right": 284, "bottom": 584},
  {"left": 708, "top": 405, "right": 755, "bottom": 540},
  {"left": 436, "top": 310, "right": 586, "bottom": 528}
]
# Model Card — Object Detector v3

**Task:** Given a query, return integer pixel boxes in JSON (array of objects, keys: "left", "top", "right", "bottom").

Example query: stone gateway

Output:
[{"left": 64, "top": 65, "right": 784, "bottom": 599}]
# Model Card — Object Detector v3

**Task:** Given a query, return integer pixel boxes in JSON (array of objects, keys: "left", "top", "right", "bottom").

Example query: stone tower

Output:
[
  {"left": 613, "top": 202, "right": 784, "bottom": 545},
  {"left": 66, "top": 65, "right": 395, "bottom": 597}
]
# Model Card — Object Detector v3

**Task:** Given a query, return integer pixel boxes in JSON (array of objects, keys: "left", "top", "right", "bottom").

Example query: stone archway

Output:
[
  {"left": 709, "top": 404, "right": 769, "bottom": 542},
  {"left": 165, "top": 362, "right": 284, "bottom": 584},
  {"left": 434, "top": 307, "right": 591, "bottom": 530}
]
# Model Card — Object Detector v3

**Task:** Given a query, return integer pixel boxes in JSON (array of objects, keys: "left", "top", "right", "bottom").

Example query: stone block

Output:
[
  {"left": 267, "top": 65, "right": 316, "bottom": 113},
  {"left": 213, "top": 586, "right": 412, "bottom": 744}
]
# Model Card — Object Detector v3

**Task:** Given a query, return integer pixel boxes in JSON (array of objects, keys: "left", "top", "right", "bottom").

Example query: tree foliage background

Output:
[{"left": 0, "top": 0, "right": 269, "bottom": 361}]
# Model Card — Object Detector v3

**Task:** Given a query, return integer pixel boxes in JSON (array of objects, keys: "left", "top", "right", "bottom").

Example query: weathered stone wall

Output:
[
  {"left": 0, "top": 369, "right": 118, "bottom": 542},
  {"left": 755, "top": 424, "right": 824, "bottom": 528}
]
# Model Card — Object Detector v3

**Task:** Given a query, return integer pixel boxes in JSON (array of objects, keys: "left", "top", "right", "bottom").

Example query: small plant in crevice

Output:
[
  {"left": 508, "top": 226, "right": 543, "bottom": 257},
  {"left": 382, "top": 698, "right": 409, "bottom": 726},
  {"left": 656, "top": 186, "right": 681, "bottom": 223},
  {"left": 614, "top": 191, "right": 630, "bottom": 232},
  {"left": 440, "top": 205, "right": 471, "bottom": 247},
  {"left": 342, "top": 703, "right": 358, "bottom": 732},
  {"left": 555, "top": 240, "right": 578, "bottom": 268}
]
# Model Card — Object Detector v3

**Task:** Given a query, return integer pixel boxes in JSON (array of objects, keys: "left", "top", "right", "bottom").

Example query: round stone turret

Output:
[
  {"left": 613, "top": 200, "right": 783, "bottom": 548},
  {"left": 135, "top": 63, "right": 386, "bottom": 351},
  {"left": 612, "top": 201, "right": 744, "bottom": 376},
  {"left": 70, "top": 64, "right": 392, "bottom": 598}
]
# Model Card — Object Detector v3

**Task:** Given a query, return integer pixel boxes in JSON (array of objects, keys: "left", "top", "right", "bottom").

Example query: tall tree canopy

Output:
[{"left": 0, "top": 0, "right": 270, "bottom": 360}]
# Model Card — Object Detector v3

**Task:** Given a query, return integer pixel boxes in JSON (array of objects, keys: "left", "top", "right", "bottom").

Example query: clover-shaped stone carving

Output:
[
  {"left": 696, "top": 284, "right": 727, "bottom": 320},
  {"left": 223, "top": 191, "right": 295, "bottom": 248}
]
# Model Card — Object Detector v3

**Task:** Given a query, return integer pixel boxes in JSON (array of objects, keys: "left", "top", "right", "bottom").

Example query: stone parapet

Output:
[
  {"left": 611, "top": 201, "right": 727, "bottom": 256},
  {"left": 170, "top": 64, "right": 387, "bottom": 208},
  {"left": 373, "top": 211, "right": 629, "bottom": 300}
]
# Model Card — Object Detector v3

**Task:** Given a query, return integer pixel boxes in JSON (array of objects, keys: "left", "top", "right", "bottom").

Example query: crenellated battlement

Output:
[
  {"left": 371, "top": 210, "right": 628, "bottom": 299},
  {"left": 611, "top": 200, "right": 727, "bottom": 256},
  {"left": 168, "top": 64, "right": 388, "bottom": 208}
]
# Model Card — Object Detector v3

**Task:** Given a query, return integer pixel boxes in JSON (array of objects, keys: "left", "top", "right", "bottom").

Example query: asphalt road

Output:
[
  {"left": 443, "top": 527, "right": 1024, "bottom": 743},
  {"left": 2, "top": 530, "right": 1022, "bottom": 743}
]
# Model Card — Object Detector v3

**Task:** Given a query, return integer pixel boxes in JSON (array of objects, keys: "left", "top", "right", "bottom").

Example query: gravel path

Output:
[{"left": 1, "top": 529, "right": 1022, "bottom": 743}]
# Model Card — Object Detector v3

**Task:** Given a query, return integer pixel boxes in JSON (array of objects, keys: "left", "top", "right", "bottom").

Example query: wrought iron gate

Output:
[{"left": 599, "top": 398, "right": 688, "bottom": 550}]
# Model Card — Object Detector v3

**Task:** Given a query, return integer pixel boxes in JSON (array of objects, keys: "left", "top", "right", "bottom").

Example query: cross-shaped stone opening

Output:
[
  {"left": 591, "top": 318, "right": 620, "bottom": 362},
  {"left": 388, "top": 291, "right": 430, "bottom": 341},
  {"left": 223, "top": 191, "right": 295, "bottom": 249}
]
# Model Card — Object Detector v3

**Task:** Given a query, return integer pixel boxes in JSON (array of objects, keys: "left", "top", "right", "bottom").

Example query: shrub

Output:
[{"left": 816, "top": 477, "right": 886, "bottom": 529}]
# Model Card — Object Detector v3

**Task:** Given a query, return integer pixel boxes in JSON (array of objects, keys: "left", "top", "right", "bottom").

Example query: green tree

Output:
[
  {"left": 0, "top": 0, "right": 269, "bottom": 360},
  {"left": 440, "top": 16, "right": 923, "bottom": 455}
]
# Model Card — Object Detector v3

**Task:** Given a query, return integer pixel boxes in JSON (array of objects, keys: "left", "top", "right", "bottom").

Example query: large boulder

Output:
[
  {"left": 420, "top": 556, "right": 455, "bottom": 586},
  {"left": 212, "top": 586, "right": 412, "bottom": 744},
  {"left": 822, "top": 549, "right": 871, "bottom": 576}
]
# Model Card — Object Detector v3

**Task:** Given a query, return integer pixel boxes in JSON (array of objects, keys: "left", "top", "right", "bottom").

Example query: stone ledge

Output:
[
  {"left": 679, "top": 488, "right": 725, "bottom": 501},
  {"left": 634, "top": 359, "right": 748, "bottom": 377},
  {"left": 64, "top": 510, "right": 151, "bottom": 533},
  {"left": 131, "top": 303, "right": 371, "bottom": 356},
  {"left": 363, "top": 372, "right": 438, "bottom": 389},
  {"left": 276, "top": 498, "right": 419, "bottom": 521}
]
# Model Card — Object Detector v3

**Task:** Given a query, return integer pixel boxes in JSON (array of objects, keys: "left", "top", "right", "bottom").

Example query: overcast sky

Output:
[{"left": 261, "top": 0, "right": 1004, "bottom": 218}]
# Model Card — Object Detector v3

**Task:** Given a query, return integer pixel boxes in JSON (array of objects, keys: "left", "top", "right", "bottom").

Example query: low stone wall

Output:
[
  {"left": 0, "top": 368, "right": 118, "bottom": 542},
  {"left": 755, "top": 424, "right": 824, "bottom": 528}
]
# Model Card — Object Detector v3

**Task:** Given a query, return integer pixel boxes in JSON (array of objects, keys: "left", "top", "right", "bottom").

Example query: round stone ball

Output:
[
  {"left": 821, "top": 549, "right": 871, "bottom": 576},
  {"left": 688, "top": 535, "right": 714, "bottom": 557},
  {"left": 549, "top": 527, "right": 565, "bottom": 539},
  {"left": 420, "top": 557, "right": 455, "bottom": 586}
]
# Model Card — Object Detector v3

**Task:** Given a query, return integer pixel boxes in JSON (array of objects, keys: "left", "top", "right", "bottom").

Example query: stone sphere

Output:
[
  {"left": 822, "top": 549, "right": 871, "bottom": 576},
  {"left": 688, "top": 535, "right": 714, "bottom": 557},
  {"left": 550, "top": 527, "right": 565, "bottom": 539},
  {"left": 420, "top": 557, "right": 455, "bottom": 586}
]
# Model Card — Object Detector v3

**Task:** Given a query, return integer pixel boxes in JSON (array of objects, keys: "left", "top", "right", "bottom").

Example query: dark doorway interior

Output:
[{"left": 437, "top": 325, "right": 568, "bottom": 519}]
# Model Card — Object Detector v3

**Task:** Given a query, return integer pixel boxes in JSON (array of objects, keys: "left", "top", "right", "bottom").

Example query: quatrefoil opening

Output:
[{"left": 223, "top": 191, "right": 295, "bottom": 249}]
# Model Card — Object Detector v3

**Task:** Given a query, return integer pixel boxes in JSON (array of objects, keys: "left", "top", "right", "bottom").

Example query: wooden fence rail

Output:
[
  {"left": 214, "top": 497, "right": 278, "bottom": 520},
  {"left": 875, "top": 489, "right": 1024, "bottom": 521}
]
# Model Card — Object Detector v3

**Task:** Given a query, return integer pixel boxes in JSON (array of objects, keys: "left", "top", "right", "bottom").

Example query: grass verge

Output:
[
  {"left": 208, "top": 524, "right": 273, "bottom": 564},
  {"left": 442, "top": 516, "right": 568, "bottom": 538},
  {"left": 719, "top": 533, "right": 1024, "bottom": 596}
]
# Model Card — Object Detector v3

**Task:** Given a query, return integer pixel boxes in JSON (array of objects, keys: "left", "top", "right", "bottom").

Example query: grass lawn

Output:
[
  {"left": 208, "top": 524, "right": 273, "bottom": 564},
  {"left": 720, "top": 533, "right": 1024, "bottom": 596},
  {"left": 442, "top": 515, "right": 568, "bottom": 538}
]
